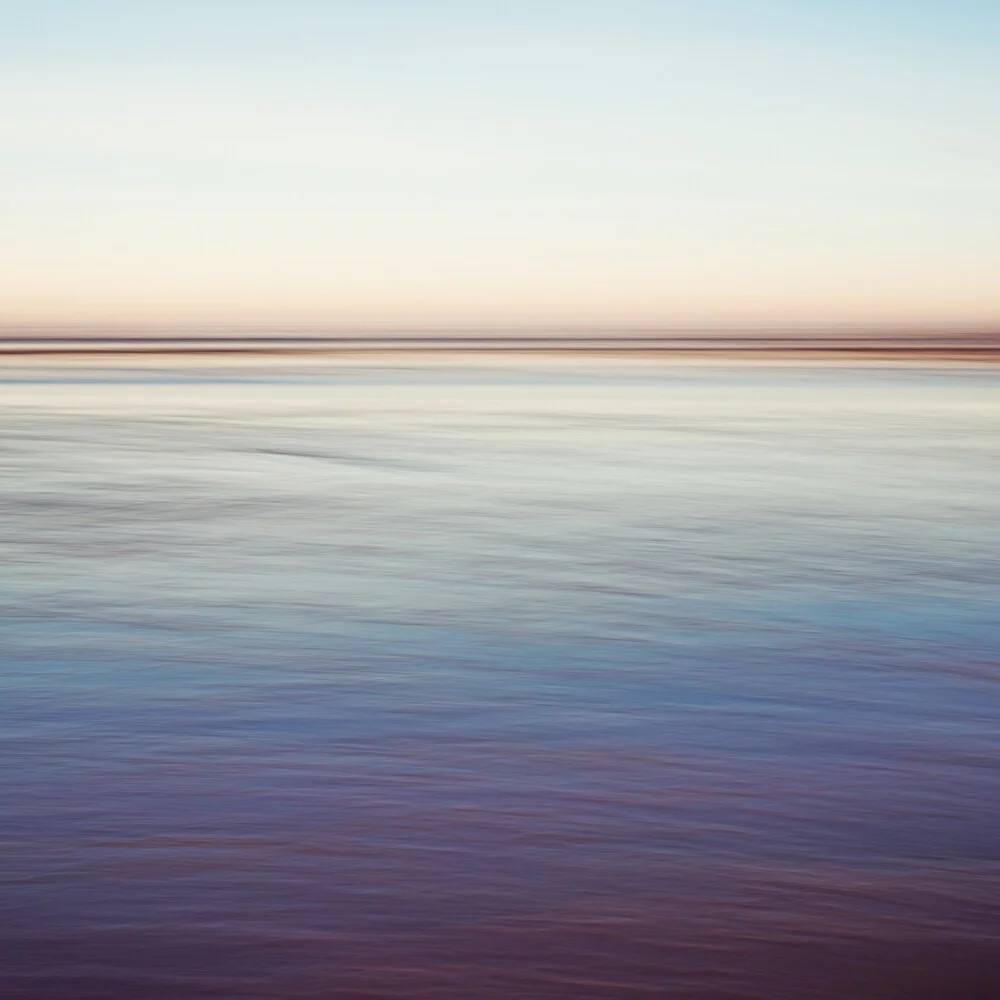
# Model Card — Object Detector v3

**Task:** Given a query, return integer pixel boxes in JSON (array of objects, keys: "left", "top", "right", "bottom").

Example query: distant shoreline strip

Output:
[
  {"left": 0, "top": 343, "right": 1000, "bottom": 359},
  {"left": 1, "top": 338, "right": 999, "bottom": 357}
]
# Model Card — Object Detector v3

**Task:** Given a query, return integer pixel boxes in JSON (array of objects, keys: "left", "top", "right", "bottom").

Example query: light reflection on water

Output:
[{"left": 1, "top": 360, "right": 999, "bottom": 999}]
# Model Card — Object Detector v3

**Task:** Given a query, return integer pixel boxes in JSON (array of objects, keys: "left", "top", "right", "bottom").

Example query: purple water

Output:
[{"left": 2, "top": 359, "right": 999, "bottom": 999}]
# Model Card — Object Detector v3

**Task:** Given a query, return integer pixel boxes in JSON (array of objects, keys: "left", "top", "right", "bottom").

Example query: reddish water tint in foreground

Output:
[{"left": 1, "top": 361, "right": 999, "bottom": 998}]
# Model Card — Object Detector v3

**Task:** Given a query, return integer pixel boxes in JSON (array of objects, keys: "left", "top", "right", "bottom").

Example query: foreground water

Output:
[{"left": 2, "top": 359, "right": 999, "bottom": 999}]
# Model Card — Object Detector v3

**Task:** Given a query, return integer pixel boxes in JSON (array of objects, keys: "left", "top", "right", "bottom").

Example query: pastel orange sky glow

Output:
[{"left": 3, "top": 0, "right": 999, "bottom": 328}]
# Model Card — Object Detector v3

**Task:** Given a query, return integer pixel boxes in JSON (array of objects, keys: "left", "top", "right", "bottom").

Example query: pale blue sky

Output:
[{"left": 3, "top": 0, "right": 999, "bottom": 326}]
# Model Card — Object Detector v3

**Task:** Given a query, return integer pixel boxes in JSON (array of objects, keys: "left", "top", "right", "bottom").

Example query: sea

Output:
[{"left": 1, "top": 356, "right": 998, "bottom": 999}]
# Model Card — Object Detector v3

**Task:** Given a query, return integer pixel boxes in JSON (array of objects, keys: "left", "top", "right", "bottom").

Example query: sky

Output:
[{"left": 2, "top": 0, "right": 999, "bottom": 329}]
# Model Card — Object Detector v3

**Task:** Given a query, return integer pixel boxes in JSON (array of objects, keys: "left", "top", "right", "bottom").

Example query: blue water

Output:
[{"left": 2, "top": 360, "right": 999, "bottom": 999}]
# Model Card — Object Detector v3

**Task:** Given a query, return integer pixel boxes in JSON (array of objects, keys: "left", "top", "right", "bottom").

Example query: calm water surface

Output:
[{"left": 1, "top": 360, "right": 999, "bottom": 999}]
